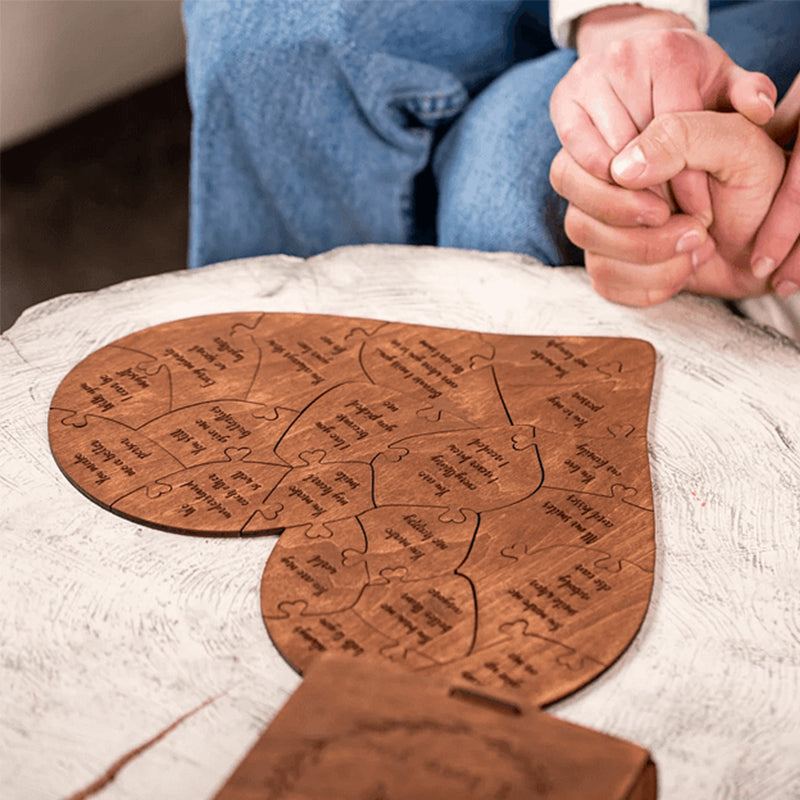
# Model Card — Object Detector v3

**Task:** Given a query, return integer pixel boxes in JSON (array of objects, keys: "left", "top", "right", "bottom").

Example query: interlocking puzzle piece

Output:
[
  {"left": 49, "top": 344, "right": 172, "bottom": 430},
  {"left": 262, "top": 602, "right": 399, "bottom": 675},
  {"left": 48, "top": 409, "right": 185, "bottom": 508},
  {"left": 531, "top": 484, "right": 656, "bottom": 571},
  {"left": 116, "top": 313, "right": 262, "bottom": 408},
  {"left": 274, "top": 381, "right": 474, "bottom": 466},
  {"left": 358, "top": 322, "right": 509, "bottom": 426},
  {"left": 245, "top": 450, "right": 374, "bottom": 534},
  {"left": 260, "top": 515, "right": 369, "bottom": 617},
  {"left": 468, "top": 479, "right": 655, "bottom": 574},
  {"left": 487, "top": 337, "right": 656, "bottom": 437},
  {"left": 338, "top": 504, "right": 480, "bottom": 584},
  {"left": 535, "top": 430, "right": 652, "bottom": 500},
  {"left": 461, "top": 538, "right": 652, "bottom": 689},
  {"left": 372, "top": 425, "right": 543, "bottom": 516},
  {"left": 487, "top": 335, "right": 655, "bottom": 384},
  {"left": 112, "top": 447, "right": 290, "bottom": 535},
  {"left": 138, "top": 400, "right": 296, "bottom": 468},
  {"left": 350, "top": 572, "right": 477, "bottom": 666},
  {"left": 429, "top": 617, "right": 606, "bottom": 705},
  {"left": 243, "top": 313, "right": 378, "bottom": 411}
]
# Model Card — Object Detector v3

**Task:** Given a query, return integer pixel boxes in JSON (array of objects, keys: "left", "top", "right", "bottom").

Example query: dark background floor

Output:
[{"left": 1, "top": 72, "right": 191, "bottom": 332}]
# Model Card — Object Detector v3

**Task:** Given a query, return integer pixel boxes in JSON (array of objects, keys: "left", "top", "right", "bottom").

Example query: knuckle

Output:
[
  {"left": 640, "top": 234, "right": 672, "bottom": 265},
  {"left": 584, "top": 253, "right": 617, "bottom": 285},
  {"left": 775, "top": 244, "right": 800, "bottom": 283},
  {"left": 604, "top": 38, "right": 635, "bottom": 71},
  {"left": 657, "top": 29, "right": 685, "bottom": 55},
  {"left": 549, "top": 150, "right": 569, "bottom": 196},
  {"left": 640, "top": 287, "right": 676, "bottom": 307},
  {"left": 563, "top": 205, "right": 587, "bottom": 247},
  {"left": 651, "top": 113, "right": 691, "bottom": 157},
  {"left": 560, "top": 131, "right": 609, "bottom": 179}
]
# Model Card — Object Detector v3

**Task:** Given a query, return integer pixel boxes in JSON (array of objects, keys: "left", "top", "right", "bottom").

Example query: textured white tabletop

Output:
[{"left": 1, "top": 245, "right": 798, "bottom": 799}]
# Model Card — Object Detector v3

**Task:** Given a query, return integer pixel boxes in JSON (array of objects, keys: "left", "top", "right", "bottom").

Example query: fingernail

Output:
[
  {"left": 758, "top": 91, "right": 775, "bottom": 114},
  {"left": 751, "top": 255, "right": 776, "bottom": 279},
  {"left": 612, "top": 145, "right": 647, "bottom": 180},
  {"left": 675, "top": 230, "right": 705, "bottom": 254},
  {"left": 694, "top": 210, "right": 714, "bottom": 229},
  {"left": 775, "top": 280, "right": 799, "bottom": 297}
]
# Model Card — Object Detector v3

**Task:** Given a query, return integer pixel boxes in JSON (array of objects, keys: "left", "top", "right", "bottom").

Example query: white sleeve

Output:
[{"left": 549, "top": 0, "right": 709, "bottom": 49}]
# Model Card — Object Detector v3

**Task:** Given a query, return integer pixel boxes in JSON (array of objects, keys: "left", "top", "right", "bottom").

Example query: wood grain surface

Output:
[
  {"left": 213, "top": 656, "right": 656, "bottom": 800},
  {"left": 2, "top": 245, "right": 799, "bottom": 799}
]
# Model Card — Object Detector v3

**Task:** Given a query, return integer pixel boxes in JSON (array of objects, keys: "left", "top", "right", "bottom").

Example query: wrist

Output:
[{"left": 576, "top": 4, "right": 694, "bottom": 56}]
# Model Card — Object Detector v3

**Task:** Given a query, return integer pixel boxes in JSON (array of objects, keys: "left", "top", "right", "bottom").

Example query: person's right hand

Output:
[
  {"left": 550, "top": 111, "right": 789, "bottom": 305},
  {"left": 750, "top": 72, "right": 800, "bottom": 297},
  {"left": 550, "top": 13, "right": 777, "bottom": 223}
]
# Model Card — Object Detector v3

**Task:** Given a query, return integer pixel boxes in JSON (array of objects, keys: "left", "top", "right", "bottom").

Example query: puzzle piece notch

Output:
[
  {"left": 255, "top": 451, "right": 375, "bottom": 533},
  {"left": 495, "top": 618, "right": 603, "bottom": 672},
  {"left": 138, "top": 400, "right": 297, "bottom": 470},
  {"left": 275, "top": 381, "right": 477, "bottom": 471},
  {"left": 243, "top": 314, "right": 377, "bottom": 411},
  {"left": 111, "top": 454, "right": 290, "bottom": 536},
  {"left": 48, "top": 410, "right": 187, "bottom": 509}
]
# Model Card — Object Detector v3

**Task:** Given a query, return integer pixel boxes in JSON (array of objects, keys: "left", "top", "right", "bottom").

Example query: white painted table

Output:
[{"left": 2, "top": 245, "right": 798, "bottom": 799}]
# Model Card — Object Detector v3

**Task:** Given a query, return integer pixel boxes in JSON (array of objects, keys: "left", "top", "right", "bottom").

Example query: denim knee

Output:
[{"left": 435, "top": 49, "right": 581, "bottom": 266}]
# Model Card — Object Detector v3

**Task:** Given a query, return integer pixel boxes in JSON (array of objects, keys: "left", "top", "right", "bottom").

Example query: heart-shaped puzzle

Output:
[{"left": 49, "top": 312, "right": 656, "bottom": 705}]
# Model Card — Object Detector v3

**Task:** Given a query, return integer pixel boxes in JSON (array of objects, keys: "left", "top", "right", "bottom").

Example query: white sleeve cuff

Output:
[{"left": 549, "top": 0, "right": 709, "bottom": 49}]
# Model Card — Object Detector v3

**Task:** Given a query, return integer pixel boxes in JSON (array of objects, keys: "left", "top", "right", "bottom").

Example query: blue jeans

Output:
[{"left": 184, "top": 0, "right": 800, "bottom": 269}]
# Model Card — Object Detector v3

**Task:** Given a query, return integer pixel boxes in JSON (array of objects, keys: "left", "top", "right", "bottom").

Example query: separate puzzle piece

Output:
[
  {"left": 373, "top": 425, "right": 542, "bottom": 517},
  {"left": 139, "top": 400, "right": 296, "bottom": 468},
  {"left": 113, "top": 448, "right": 290, "bottom": 535},
  {"left": 340, "top": 504, "right": 479, "bottom": 584},
  {"left": 535, "top": 429, "right": 653, "bottom": 500},
  {"left": 262, "top": 601, "right": 398, "bottom": 676},
  {"left": 274, "top": 381, "right": 474, "bottom": 466},
  {"left": 48, "top": 409, "right": 185, "bottom": 508},
  {"left": 49, "top": 344, "right": 172, "bottom": 429},
  {"left": 260, "top": 515, "right": 370, "bottom": 618},
  {"left": 243, "top": 313, "right": 379, "bottom": 411},
  {"left": 429, "top": 617, "right": 606, "bottom": 706},
  {"left": 119, "top": 312, "right": 262, "bottom": 408},
  {"left": 242, "top": 450, "right": 374, "bottom": 535},
  {"left": 358, "top": 321, "right": 509, "bottom": 426},
  {"left": 349, "top": 571, "right": 477, "bottom": 667}
]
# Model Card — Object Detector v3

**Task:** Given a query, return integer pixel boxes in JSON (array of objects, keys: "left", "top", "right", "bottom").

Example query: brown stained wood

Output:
[
  {"left": 212, "top": 656, "right": 657, "bottom": 800},
  {"left": 49, "top": 312, "right": 656, "bottom": 703}
]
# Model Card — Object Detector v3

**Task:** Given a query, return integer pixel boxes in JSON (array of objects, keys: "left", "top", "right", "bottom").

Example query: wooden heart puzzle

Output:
[{"left": 49, "top": 312, "right": 656, "bottom": 706}]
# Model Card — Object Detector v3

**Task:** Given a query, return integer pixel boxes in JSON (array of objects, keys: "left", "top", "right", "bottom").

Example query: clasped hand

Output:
[{"left": 550, "top": 21, "right": 798, "bottom": 306}]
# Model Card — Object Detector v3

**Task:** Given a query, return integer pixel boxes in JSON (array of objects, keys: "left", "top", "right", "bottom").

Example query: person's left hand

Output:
[{"left": 550, "top": 111, "right": 789, "bottom": 306}]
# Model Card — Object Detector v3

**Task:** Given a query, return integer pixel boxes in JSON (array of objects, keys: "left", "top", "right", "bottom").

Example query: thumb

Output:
[
  {"left": 610, "top": 111, "right": 773, "bottom": 189},
  {"left": 723, "top": 64, "right": 777, "bottom": 126}
]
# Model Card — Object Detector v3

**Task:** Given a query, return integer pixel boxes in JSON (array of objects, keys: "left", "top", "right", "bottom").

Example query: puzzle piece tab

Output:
[
  {"left": 373, "top": 425, "right": 543, "bottom": 515},
  {"left": 113, "top": 448, "right": 289, "bottom": 535}
]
